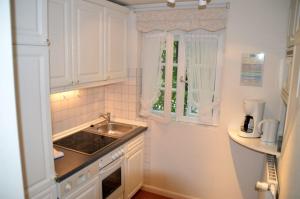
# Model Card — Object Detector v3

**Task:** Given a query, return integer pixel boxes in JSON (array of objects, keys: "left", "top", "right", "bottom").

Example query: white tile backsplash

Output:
[
  {"left": 50, "top": 67, "right": 144, "bottom": 135},
  {"left": 50, "top": 88, "right": 105, "bottom": 134}
]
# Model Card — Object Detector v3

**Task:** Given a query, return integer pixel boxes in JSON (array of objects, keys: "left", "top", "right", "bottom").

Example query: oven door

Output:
[{"left": 99, "top": 156, "right": 124, "bottom": 199}]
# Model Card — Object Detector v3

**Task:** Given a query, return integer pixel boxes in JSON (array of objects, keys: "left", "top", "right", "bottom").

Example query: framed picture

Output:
[{"left": 240, "top": 52, "right": 265, "bottom": 87}]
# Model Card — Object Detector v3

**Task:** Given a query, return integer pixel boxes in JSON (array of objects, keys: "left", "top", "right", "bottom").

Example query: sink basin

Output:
[{"left": 85, "top": 122, "right": 138, "bottom": 138}]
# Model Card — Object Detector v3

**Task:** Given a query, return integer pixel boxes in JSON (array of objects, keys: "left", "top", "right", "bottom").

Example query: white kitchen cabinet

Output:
[
  {"left": 73, "top": 0, "right": 106, "bottom": 84},
  {"left": 31, "top": 185, "right": 57, "bottom": 199},
  {"left": 49, "top": 0, "right": 129, "bottom": 92},
  {"left": 15, "top": 45, "right": 56, "bottom": 198},
  {"left": 105, "top": 8, "right": 128, "bottom": 80},
  {"left": 50, "top": 0, "right": 106, "bottom": 88},
  {"left": 12, "top": 0, "right": 48, "bottom": 45},
  {"left": 125, "top": 134, "right": 144, "bottom": 199},
  {"left": 64, "top": 176, "right": 99, "bottom": 199},
  {"left": 288, "top": 0, "right": 300, "bottom": 46},
  {"left": 49, "top": 0, "right": 73, "bottom": 88}
]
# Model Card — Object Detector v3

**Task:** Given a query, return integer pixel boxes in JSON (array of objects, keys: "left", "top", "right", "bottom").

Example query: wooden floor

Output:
[{"left": 132, "top": 190, "right": 172, "bottom": 199}]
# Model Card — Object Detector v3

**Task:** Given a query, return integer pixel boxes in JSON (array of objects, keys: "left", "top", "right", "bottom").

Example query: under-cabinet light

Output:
[
  {"left": 167, "top": 0, "right": 211, "bottom": 9},
  {"left": 167, "top": 0, "right": 176, "bottom": 7},
  {"left": 51, "top": 90, "right": 80, "bottom": 101}
]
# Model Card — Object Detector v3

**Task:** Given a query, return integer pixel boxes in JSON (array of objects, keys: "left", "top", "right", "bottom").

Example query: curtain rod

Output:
[{"left": 129, "top": 1, "right": 230, "bottom": 12}]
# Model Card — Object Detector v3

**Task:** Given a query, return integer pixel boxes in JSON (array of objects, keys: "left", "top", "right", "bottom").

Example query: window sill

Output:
[{"left": 148, "top": 111, "right": 219, "bottom": 126}]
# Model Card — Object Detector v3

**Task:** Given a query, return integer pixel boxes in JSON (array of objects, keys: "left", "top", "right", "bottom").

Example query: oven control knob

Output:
[
  {"left": 65, "top": 183, "right": 72, "bottom": 192},
  {"left": 112, "top": 154, "right": 117, "bottom": 160}
]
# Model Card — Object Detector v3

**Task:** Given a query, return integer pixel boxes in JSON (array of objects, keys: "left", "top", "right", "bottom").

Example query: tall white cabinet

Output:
[
  {"left": 13, "top": 0, "right": 56, "bottom": 198},
  {"left": 12, "top": 0, "right": 48, "bottom": 45}
]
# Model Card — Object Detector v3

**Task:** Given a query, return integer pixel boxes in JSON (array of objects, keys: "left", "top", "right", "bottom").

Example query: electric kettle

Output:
[{"left": 257, "top": 119, "right": 279, "bottom": 143}]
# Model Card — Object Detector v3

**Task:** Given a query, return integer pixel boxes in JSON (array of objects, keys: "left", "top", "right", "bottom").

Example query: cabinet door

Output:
[
  {"left": 279, "top": 31, "right": 300, "bottom": 199},
  {"left": 12, "top": 0, "right": 48, "bottom": 45},
  {"left": 15, "top": 46, "right": 55, "bottom": 198},
  {"left": 106, "top": 8, "right": 128, "bottom": 80},
  {"left": 65, "top": 177, "right": 99, "bottom": 199},
  {"left": 295, "top": 0, "right": 300, "bottom": 35},
  {"left": 125, "top": 147, "right": 144, "bottom": 199},
  {"left": 73, "top": 0, "right": 105, "bottom": 84},
  {"left": 49, "top": 0, "right": 73, "bottom": 88},
  {"left": 31, "top": 185, "right": 57, "bottom": 199}
]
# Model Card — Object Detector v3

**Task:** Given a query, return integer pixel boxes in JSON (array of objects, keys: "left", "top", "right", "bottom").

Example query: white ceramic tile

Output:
[
  {"left": 51, "top": 101, "right": 62, "bottom": 112},
  {"left": 128, "top": 95, "right": 136, "bottom": 103},
  {"left": 129, "top": 85, "right": 136, "bottom": 95}
]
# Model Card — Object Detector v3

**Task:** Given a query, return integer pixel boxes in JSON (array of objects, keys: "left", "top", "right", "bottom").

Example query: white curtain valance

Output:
[{"left": 136, "top": 7, "right": 228, "bottom": 33}]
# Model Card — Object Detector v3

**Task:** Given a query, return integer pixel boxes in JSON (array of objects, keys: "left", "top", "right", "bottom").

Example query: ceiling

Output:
[{"left": 108, "top": 0, "right": 192, "bottom": 6}]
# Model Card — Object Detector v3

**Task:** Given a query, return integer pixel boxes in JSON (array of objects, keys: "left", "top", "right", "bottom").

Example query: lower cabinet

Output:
[
  {"left": 56, "top": 133, "right": 145, "bottom": 199},
  {"left": 31, "top": 185, "right": 57, "bottom": 199},
  {"left": 124, "top": 134, "right": 144, "bottom": 199},
  {"left": 64, "top": 177, "right": 100, "bottom": 199},
  {"left": 15, "top": 45, "right": 56, "bottom": 198}
]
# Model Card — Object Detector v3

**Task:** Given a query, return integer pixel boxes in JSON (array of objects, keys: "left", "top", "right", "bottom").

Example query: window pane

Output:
[
  {"left": 152, "top": 40, "right": 179, "bottom": 114},
  {"left": 161, "top": 49, "right": 166, "bottom": 63},
  {"left": 152, "top": 90, "right": 165, "bottom": 111},
  {"left": 184, "top": 77, "right": 188, "bottom": 116},
  {"left": 173, "top": 41, "right": 179, "bottom": 63},
  {"left": 172, "top": 66, "right": 177, "bottom": 88},
  {"left": 161, "top": 65, "right": 166, "bottom": 87},
  {"left": 183, "top": 74, "right": 198, "bottom": 117},
  {"left": 171, "top": 91, "right": 176, "bottom": 113},
  {"left": 171, "top": 41, "right": 179, "bottom": 112}
]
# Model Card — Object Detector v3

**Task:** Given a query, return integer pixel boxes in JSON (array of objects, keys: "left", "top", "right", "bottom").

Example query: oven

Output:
[{"left": 99, "top": 147, "right": 125, "bottom": 199}]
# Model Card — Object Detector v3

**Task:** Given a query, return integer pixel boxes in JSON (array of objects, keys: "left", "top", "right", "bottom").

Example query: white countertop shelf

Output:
[{"left": 228, "top": 128, "right": 281, "bottom": 157}]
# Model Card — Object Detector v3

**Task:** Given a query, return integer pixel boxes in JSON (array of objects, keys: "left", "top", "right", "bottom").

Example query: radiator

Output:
[{"left": 257, "top": 155, "right": 278, "bottom": 199}]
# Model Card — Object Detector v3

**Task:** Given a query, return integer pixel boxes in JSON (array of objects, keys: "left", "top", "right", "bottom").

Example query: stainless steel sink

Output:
[{"left": 85, "top": 122, "right": 138, "bottom": 138}]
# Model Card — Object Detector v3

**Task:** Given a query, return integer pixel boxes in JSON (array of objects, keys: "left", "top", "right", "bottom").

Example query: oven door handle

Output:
[{"left": 99, "top": 156, "right": 124, "bottom": 175}]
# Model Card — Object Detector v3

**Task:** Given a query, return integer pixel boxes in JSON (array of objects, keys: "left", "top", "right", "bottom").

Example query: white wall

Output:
[
  {"left": 138, "top": 1, "right": 289, "bottom": 199},
  {"left": 0, "top": 0, "right": 25, "bottom": 198}
]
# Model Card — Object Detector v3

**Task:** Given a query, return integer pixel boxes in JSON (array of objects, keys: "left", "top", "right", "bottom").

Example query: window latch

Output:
[{"left": 180, "top": 76, "right": 188, "bottom": 83}]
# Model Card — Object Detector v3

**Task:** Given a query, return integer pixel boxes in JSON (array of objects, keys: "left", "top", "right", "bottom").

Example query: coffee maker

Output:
[{"left": 239, "top": 99, "right": 265, "bottom": 138}]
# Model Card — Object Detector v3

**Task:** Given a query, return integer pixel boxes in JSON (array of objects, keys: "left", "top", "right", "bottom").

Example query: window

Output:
[
  {"left": 152, "top": 40, "right": 179, "bottom": 113},
  {"left": 141, "top": 31, "right": 223, "bottom": 125}
]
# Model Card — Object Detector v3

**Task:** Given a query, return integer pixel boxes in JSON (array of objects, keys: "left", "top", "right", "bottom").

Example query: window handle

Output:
[{"left": 180, "top": 76, "right": 188, "bottom": 83}]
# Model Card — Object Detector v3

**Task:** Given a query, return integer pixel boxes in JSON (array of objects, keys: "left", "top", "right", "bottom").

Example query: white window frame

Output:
[{"left": 151, "top": 31, "right": 224, "bottom": 125}]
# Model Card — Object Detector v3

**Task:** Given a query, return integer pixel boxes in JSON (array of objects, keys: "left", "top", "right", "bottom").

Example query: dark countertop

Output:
[{"left": 54, "top": 126, "right": 147, "bottom": 182}]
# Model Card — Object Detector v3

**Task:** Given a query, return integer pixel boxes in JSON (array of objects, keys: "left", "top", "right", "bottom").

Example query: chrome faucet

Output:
[{"left": 99, "top": 112, "right": 111, "bottom": 123}]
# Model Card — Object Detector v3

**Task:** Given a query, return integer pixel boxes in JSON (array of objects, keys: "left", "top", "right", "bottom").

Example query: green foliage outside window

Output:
[
  {"left": 153, "top": 41, "right": 181, "bottom": 113},
  {"left": 152, "top": 41, "right": 198, "bottom": 116}
]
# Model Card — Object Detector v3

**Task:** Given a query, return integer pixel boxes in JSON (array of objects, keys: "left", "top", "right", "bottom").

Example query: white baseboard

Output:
[{"left": 142, "top": 184, "right": 201, "bottom": 199}]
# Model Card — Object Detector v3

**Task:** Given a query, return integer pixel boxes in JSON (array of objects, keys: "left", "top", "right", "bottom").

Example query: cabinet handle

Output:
[{"left": 77, "top": 80, "right": 80, "bottom": 84}]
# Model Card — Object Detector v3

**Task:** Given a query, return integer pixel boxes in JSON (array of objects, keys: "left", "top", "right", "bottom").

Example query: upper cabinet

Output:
[
  {"left": 49, "top": 0, "right": 129, "bottom": 92},
  {"left": 288, "top": 0, "right": 300, "bottom": 46},
  {"left": 73, "top": 0, "right": 105, "bottom": 84},
  {"left": 106, "top": 8, "right": 128, "bottom": 80},
  {"left": 12, "top": 0, "right": 48, "bottom": 45},
  {"left": 49, "top": 0, "right": 73, "bottom": 88}
]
